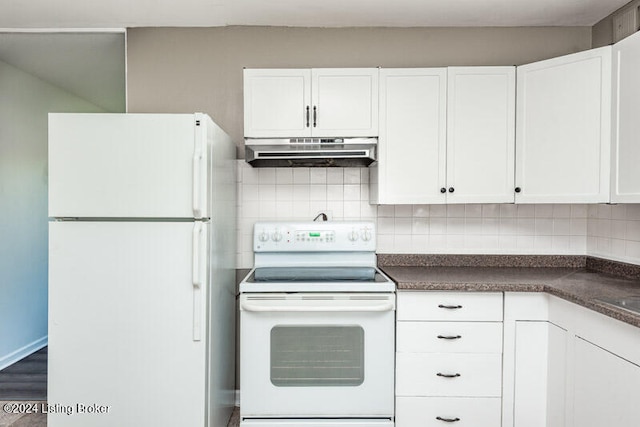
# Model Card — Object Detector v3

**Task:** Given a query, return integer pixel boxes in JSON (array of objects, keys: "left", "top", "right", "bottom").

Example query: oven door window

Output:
[{"left": 270, "top": 325, "right": 365, "bottom": 387}]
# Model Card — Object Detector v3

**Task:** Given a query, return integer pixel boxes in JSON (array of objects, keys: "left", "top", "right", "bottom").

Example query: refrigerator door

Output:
[
  {"left": 48, "top": 113, "right": 209, "bottom": 219},
  {"left": 48, "top": 221, "right": 209, "bottom": 427}
]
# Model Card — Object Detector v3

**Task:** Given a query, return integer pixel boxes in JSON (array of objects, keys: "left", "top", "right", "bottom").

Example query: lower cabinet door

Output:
[
  {"left": 396, "top": 397, "right": 502, "bottom": 427},
  {"left": 240, "top": 421, "right": 393, "bottom": 427}
]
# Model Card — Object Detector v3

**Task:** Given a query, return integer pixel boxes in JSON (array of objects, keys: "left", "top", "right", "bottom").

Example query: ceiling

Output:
[{"left": 0, "top": 0, "right": 631, "bottom": 28}]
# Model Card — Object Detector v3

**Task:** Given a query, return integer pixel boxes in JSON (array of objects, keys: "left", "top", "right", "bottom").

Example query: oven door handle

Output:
[{"left": 240, "top": 300, "right": 395, "bottom": 313}]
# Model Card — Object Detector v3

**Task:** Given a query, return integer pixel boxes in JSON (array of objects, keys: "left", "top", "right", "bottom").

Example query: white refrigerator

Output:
[{"left": 47, "top": 113, "right": 236, "bottom": 427}]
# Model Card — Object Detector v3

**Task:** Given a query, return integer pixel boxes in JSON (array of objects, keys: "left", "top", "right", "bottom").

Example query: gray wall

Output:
[
  {"left": 593, "top": 0, "right": 640, "bottom": 47},
  {"left": 127, "top": 26, "right": 592, "bottom": 154},
  {"left": 0, "top": 60, "right": 105, "bottom": 369}
]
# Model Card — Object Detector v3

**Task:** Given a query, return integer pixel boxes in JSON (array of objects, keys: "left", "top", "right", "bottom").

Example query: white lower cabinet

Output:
[
  {"left": 396, "top": 291, "right": 504, "bottom": 426},
  {"left": 396, "top": 397, "right": 502, "bottom": 427}
]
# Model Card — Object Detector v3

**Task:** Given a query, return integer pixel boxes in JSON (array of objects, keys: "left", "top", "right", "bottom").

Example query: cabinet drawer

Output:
[
  {"left": 397, "top": 292, "right": 503, "bottom": 321},
  {"left": 397, "top": 322, "right": 503, "bottom": 353},
  {"left": 396, "top": 353, "right": 502, "bottom": 397},
  {"left": 396, "top": 397, "right": 502, "bottom": 427}
]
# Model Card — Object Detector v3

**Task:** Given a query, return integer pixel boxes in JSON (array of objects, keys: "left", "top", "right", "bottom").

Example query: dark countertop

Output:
[{"left": 381, "top": 266, "right": 640, "bottom": 328}]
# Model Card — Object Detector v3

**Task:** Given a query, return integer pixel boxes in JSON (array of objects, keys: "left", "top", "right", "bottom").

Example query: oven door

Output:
[{"left": 240, "top": 293, "right": 395, "bottom": 419}]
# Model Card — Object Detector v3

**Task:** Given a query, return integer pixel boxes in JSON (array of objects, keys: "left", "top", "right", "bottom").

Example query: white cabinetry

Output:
[
  {"left": 396, "top": 291, "right": 504, "bottom": 427},
  {"left": 372, "top": 67, "right": 515, "bottom": 205},
  {"left": 243, "top": 68, "right": 378, "bottom": 138},
  {"left": 611, "top": 31, "right": 640, "bottom": 202},
  {"left": 515, "top": 47, "right": 612, "bottom": 203}
]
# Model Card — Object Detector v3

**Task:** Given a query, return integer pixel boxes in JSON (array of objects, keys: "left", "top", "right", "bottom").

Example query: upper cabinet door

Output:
[
  {"left": 311, "top": 68, "right": 379, "bottom": 137},
  {"left": 373, "top": 68, "right": 447, "bottom": 204},
  {"left": 515, "top": 47, "right": 612, "bottom": 203},
  {"left": 243, "top": 69, "right": 312, "bottom": 138},
  {"left": 611, "top": 31, "right": 640, "bottom": 203},
  {"left": 446, "top": 67, "right": 516, "bottom": 204}
]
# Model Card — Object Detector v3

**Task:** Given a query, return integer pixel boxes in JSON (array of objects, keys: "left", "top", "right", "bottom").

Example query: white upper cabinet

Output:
[
  {"left": 447, "top": 67, "right": 516, "bottom": 203},
  {"left": 515, "top": 47, "right": 612, "bottom": 203},
  {"left": 372, "top": 67, "right": 515, "bottom": 205},
  {"left": 611, "top": 31, "right": 640, "bottom": 203},
  {"left": 243, "top": 68, "right": 378, "bottom": 138},
  {"left": 373, "top": 68, "right": 447, "bottom": 204}
]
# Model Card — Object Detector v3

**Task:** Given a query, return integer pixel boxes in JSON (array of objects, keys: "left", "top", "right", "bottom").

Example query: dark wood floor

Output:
[{"left": 0, "top": 347, "right": 47, "bottom": 401}]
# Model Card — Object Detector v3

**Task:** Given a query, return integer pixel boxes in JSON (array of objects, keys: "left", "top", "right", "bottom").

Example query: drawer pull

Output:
[
  {"left": 436, "top": 372, "right": 461, "bottom": 378},
  {"left": 438, "top": 304, "right": 463, "bottom": 309},
  {"left": 437, "top": 335, "right": 462, "bottom": 340},
  {"left": 436, "top": 417, "right": 461, "bottom": 423}
]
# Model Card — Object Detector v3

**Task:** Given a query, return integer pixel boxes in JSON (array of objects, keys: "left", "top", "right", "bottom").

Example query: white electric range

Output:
[{"left": 239, "top": 221, "right": 396, "bottom": 427}]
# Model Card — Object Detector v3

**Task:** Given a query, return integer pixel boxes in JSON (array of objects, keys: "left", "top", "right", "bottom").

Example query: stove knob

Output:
[
  {"left": 272, "top": 231, "right": 283, "bottom": 242},
  {"left": 361, "top": 229, "right": 372, "bottom": 241},
  {"left": 348, "top": 230, "right": 359, "bottom": 241},
  {"left": 258, "top": 231, "right": 269, "bottom": 242}
]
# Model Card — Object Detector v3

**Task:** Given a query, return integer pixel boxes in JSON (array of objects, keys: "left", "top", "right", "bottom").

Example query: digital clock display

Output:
[{"left": 309, "top": 232, "right": 321, "bottom": 237}]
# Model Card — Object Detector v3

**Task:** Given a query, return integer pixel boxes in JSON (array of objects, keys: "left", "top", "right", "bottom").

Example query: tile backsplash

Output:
[
  {"left": 236, "top": 162, "right": 598, "bottom": 268},
  {"left": 587, "top": 204, "right": 640, "bottom": 266}
]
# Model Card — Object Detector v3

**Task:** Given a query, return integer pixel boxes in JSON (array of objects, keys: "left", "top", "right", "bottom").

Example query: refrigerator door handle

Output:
[
  {"left": 192, "top": 145, "right": 203, "bottom": 219},
  {"left": 192, "top": 222, "right": 205, "bottom": 341}
]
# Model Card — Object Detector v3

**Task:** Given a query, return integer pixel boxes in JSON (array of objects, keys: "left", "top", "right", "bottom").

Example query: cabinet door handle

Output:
[
  {"left": 313, "top": 106, "right": 317, "bottom": 127},
  {"left": 437, "top": 335, "right": 462, "bottom": 340},
  {"left": 438, "top": 304, "right": 463, "bottom": 309},
  {"left": 440, "top": 187, "right": 447, "bottom": 193},
  {"left": 515, "top": 187, "right": 522, "bottom": 193},
  {"left": 436, "top": 417, "right": 461, "bottom": 423},
  {"left": 437, "top": 373, "right": 461, "bottom": 378},
  {"left": 306, "top": 106, "right": 310, "bottom": 128},
  {"left": 448, "top": 187, "right": 455, "bottom": 193}
]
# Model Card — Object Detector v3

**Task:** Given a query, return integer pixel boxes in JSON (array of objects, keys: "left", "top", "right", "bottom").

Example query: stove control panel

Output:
[{"left": 253, "top": 221, "right": 376, "bottom": 252}]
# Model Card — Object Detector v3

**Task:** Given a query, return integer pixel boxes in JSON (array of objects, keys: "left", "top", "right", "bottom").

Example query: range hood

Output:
[{"left": 245, "top": 137, "right": 377, "bottom": 167}]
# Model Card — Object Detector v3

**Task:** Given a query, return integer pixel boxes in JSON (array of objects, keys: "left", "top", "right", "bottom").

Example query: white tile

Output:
[
  {"left": 309, "top": 185, "right": 327, "bottom": 201},
  {"left": 611, "top": 220, "right": 627, "bottom": 240},
  {"left": 429, "top": 235, "right": 447, "bottom": 251},
  {"left": 552, "top": 205, "right": 572, "bottom": 218},
  {"left": 587, "top": 218, "right": 598, "bottom": 237},
  {"left": 447, "top": 218, "right": 465, "bottom": 234},
  {"left": 482, "top": 218, "right": 500, "bottom": 234},
  {"left": 626, "top": 240, "right": 640, "bottom": 260},
  {"left": 276, "top": 184, "right": 294, "bottom": 201},
  {"left": 292, "top": 201, "right": 310, "bottom": 218},
  {"left": 241, "top": 252, "right": 254, "bottom": 269},
  {"left": 500, "top": 218, "right": 518, "bottom": 235},
  {"left": 430, "top": 205, "right": 447, "bottom": 217},
  {"left": 412, "top": 218, "right": 429, "bottom": 235},
  {"left": 516, "top": 218, "right": 536, "bottom": 235},
  {"left": 258, "top": 168, "right": 276, "bottom": 184},
  {"left": 309, "top": 168, "right": 327, "bottom": 184},
  {"left": 258, "top": 184, "right": 276, "bottom": 201},
  {"left": 259, "top": 200, "right": 278, "bottom": 218},
  {"left": 552, "top": 236, "right": 571, "bottom": 253},
  {"left": 344, "top": 201, "right": 361, "bottom": 219},
  {"left": 535, "top": 204, "right": 553, "bottom": 218},
  {"left": 292, "top": 185, "right": 311, "bottom": 201},
  {"left": 376, "top": 234, "right": 394, "bottom": 253},
  {"left": 344, "top": 168, "right": 361, "bottom": 184},
  {"left": 571, "top": 204, "right": 588, "bottom": 218},
  {"left": 327, "top": 185, "right": 344, "bottom": 201},
  {"left": 597, "top": 218, "right": 612, "bottom": 238},
  {"left": 326, "top": 169, "right": 344, "bottom": 184},
  {"left": 395, "top": 218, "right": 412, "bottom": 234},
  {"left": 570, "top": 218, "right": 587, "bottom": 236},
  {"left": 430, "top": 218, "right": 447, "bottom": 234},
  {"left": 570, "top": 236, "right": 587, "bottom": 253},
  {"left": 344, "top": 185, "right": 360, "bottom": 201},
  {"left": 465, "top": 205, "right": 483, "bottom": 218},
  {"left": 482, "top": 235, "right": 500, "bottom": 251},
  {"left": 586, "top": 236, "right": 598, "bottom": 253},
  {"left": 395, "top": 205, "right": 412, "bottom": 217},
  {"left": 597, "top": 237, "right": 612, "bottom": 254},
  {"left": 611, "top": 204, "right": 627, "bottom": 220},
  {"left": 446, "top": 235, "right": 465, "bottom": 250},
  {"left": 553, "top": 219, "right": 572, "bottom": 236},
  {"left": 377, "top": 217, "right": 395, "bottom": 234},
  {"left": 361, "top": 201, "right": 377, "bottom": 219},
  {"left": 611, "top": 239, "right": 626, "bottom": 258},
  {"left": 360, "top": 168, "right": 370, "bottom": 184},
  {"left": 292, "top": 168, "right": 310, "bottom": 184},
  {"left": 500, "top": 204, "right": 517, "bottom": 218},
  {"left": 517, "top": 204, "right": 536, "bottom": 218},
  {"left": 516, "top": 235, "right": 535, "bottom": 252},
  {"left": 242, "top": 201, "right": 260, "bottom": 218},
  {"left": 276, "top": 168, "right": 293, "bottom": 184},
  {"left": 240, "top": 217, "right": 257, "bottom": 233},
  {"left": 499, "top": 235, "right": 518, "bottom": 251},
  {"left": 395, "top": 235, "right": 413, "bottom": 252},
  {"left": 310, "top": 201, "right": 329, "bottom": 217},
  {"left": 242, "top": 165, "right": 260, "bottom": 184},
  {"left": 242, "top": 184, "right": 259, "bottom": 201},
  {"left": 625, "top": 204, "right": 640, "bottom": 221},
  {"left": 534, "top": 236, "right": 553, "bottom": 252},
  {"left": 326, "top": 201, "right": 344, "bottom": 219},
  {"left": 587, "top": 204, "right": 599, "bottom": 219},
  {"left": 276, "top": 201, "right": 294, "bottom": 218},
  {"left": 465, "top": 235, "right": 484, "bottom": 250},
  {"left": 447, "top": 205, "right": 466, "bottom": 218},
  {"left": 377, "top": 205, "right": 395, "bottom": 217},
  {"left": 413, "top": 205, "right": 429, "bottom": 218},
  {"left": 411, "top": 235, "right": 429, "bottom": 252},
  {"left": 482, "top": 204, "right": 501, "bottom": 218},
  {"left": 535, "top": 218, "right": 554, "bottom": 236},
  {"left": 597, "top": 204, "right": 612, "bottom": 219},
  {"left": 465, "top": 218, "right": 483, "bottom": 235},
  {"left": 627, "top": 220, "right": 640, "bottom": 241},
  {"left": 360, "top": 184, "right": 370, "bottom": 201}
]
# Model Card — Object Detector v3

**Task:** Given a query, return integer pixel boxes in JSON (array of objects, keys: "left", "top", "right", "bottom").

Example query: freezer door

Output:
[
  {"left": 48, "top": 113, "right": 209, "bottom": 218},
  {"left": 48, "top": 221, "right": 209, "bottom": 427}
]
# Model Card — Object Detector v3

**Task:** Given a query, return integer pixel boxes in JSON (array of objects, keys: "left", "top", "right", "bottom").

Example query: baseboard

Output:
[
  {"left": 235, "top": 389, "right": 240, "bottom": 407},
  {"left": 0, "top": 336, "right": 48, "bottom": 371}
]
